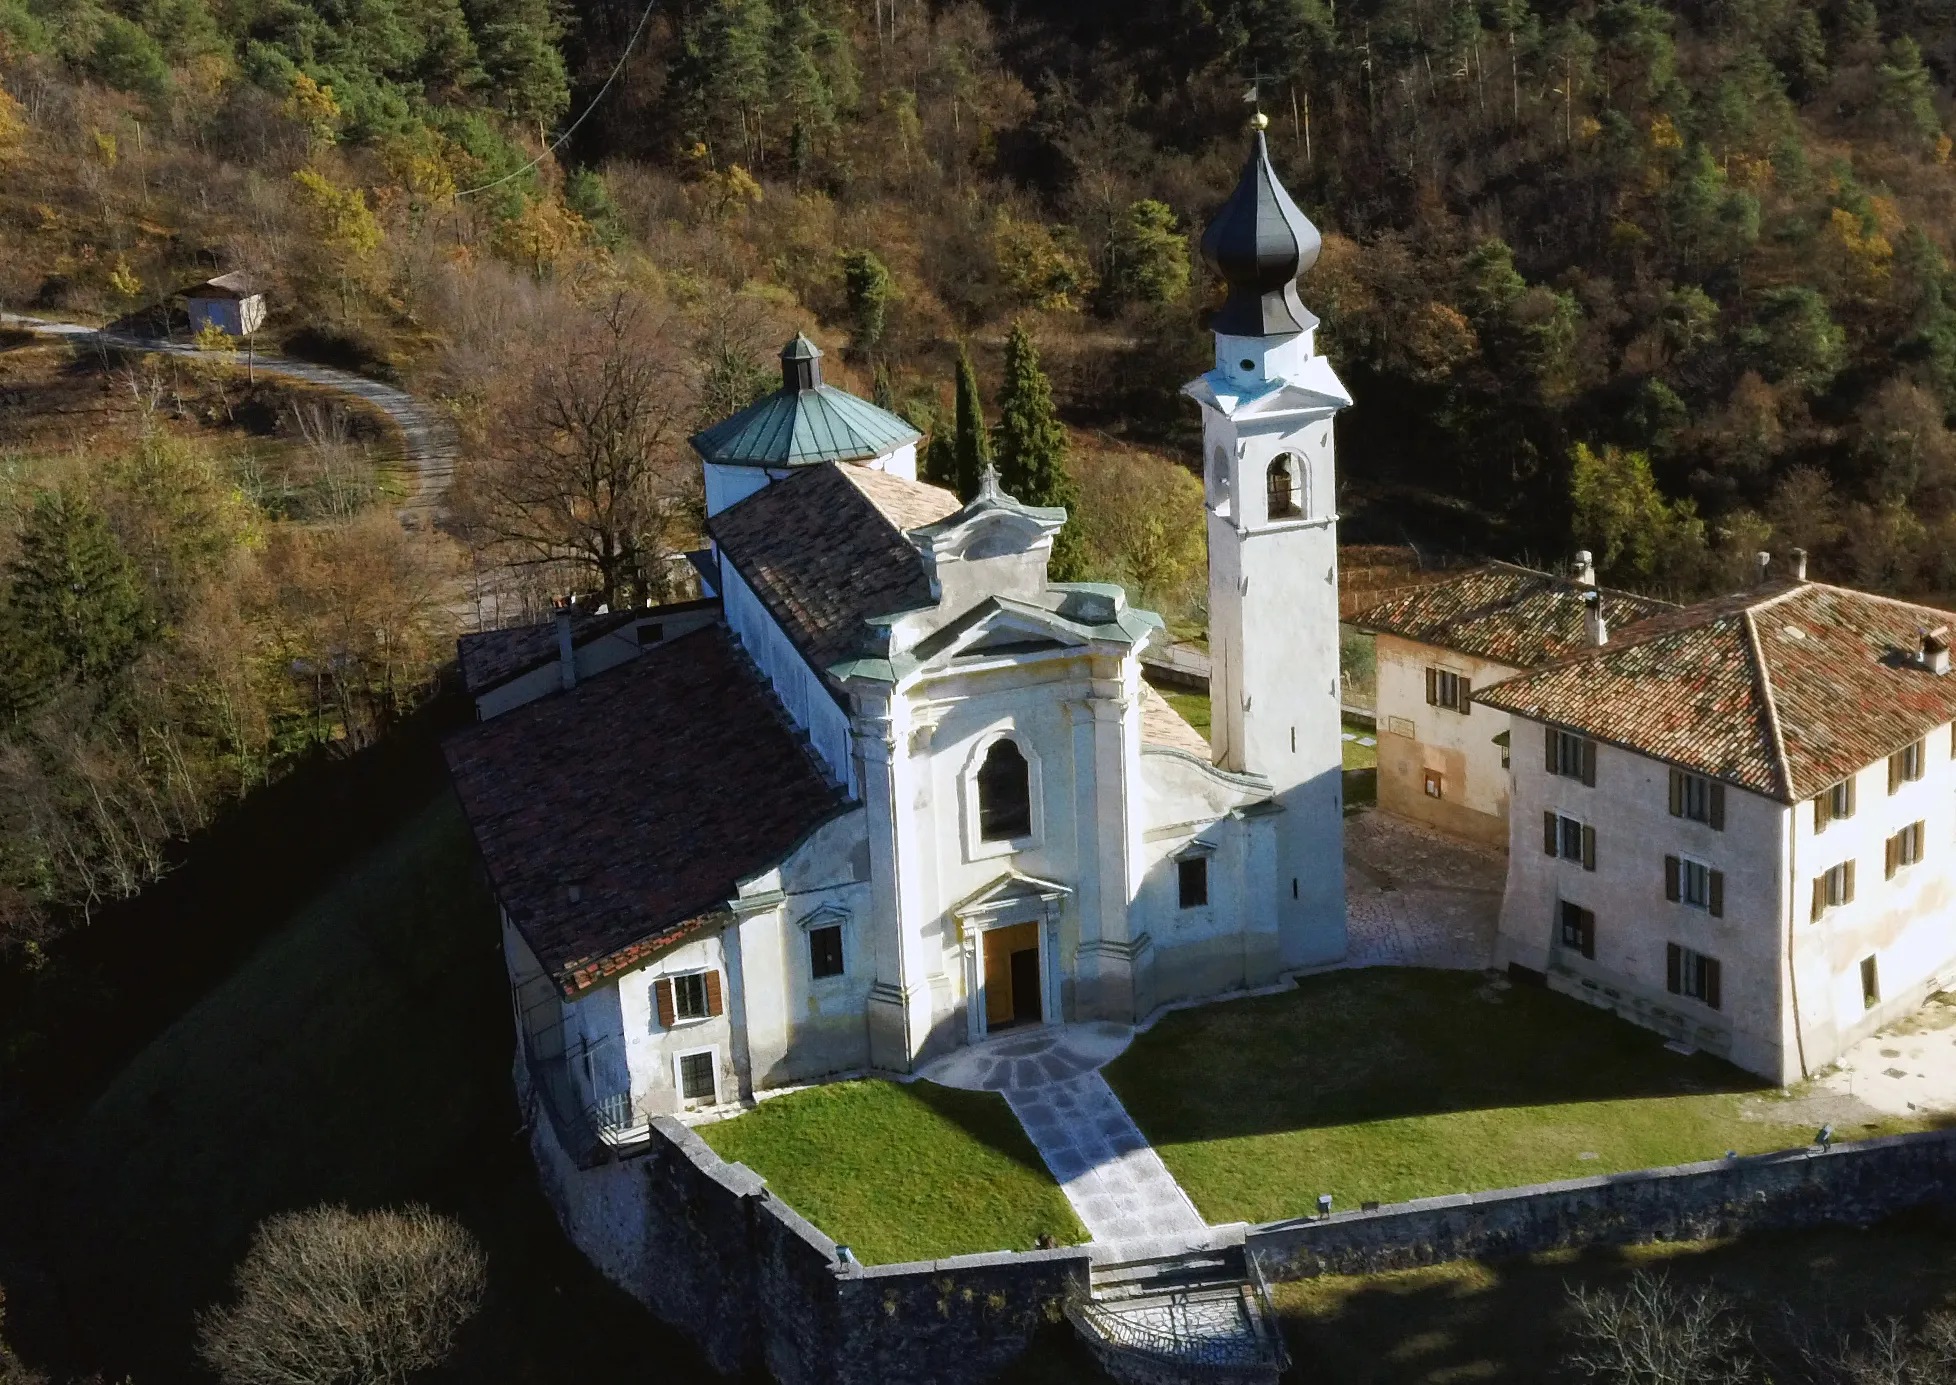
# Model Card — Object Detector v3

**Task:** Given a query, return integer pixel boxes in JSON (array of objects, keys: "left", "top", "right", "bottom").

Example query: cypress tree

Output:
[
  {"left": 993, "top": 323, "right": 1086, "bottom": 580},
  {"left": 952, "top": 344, "right": 989, "bottom": 501}
]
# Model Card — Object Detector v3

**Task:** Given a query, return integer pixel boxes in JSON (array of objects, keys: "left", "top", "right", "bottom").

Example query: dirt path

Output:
[{"left": 0, "top": 311, "right": 458, "bottom": 530}]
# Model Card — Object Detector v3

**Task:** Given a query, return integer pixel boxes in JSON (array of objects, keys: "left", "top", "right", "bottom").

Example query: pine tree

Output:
[
  {"left": 993, "top": 323, "right": 1086, "bottom": 580},
  {"left": 841, "top": 249, "right": 895, "bottom": 360},
  {"left": 6, "top": 489, "right": 151, "bottom": 696},
  {"left": 953, "top": 344, "right": 989, "bottom": 501}
]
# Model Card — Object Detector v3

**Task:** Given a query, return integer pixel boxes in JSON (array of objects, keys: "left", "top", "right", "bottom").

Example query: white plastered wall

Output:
[
  {"left": 718, "top": 558, "right": 855, "bottom": 794},
  {"left": 1788, "top": 724, "right": 1956, "bottom": 1075},
  {"left": 1374, "top": 634, "right": 1516, "bottom": 848},
  {"left": 1498, "top": 727, "right": 1791, "bottom": 1080}
]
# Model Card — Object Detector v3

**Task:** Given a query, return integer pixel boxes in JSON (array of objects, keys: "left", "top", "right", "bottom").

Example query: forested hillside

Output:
[{"left": 1, "top": 0, "right": 1954, "bottom": 945}]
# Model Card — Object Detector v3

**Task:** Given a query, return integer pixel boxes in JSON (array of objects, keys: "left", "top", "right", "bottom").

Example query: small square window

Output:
[
  {"left": 636, "top": 622, "right": 665, "bottom": 646},
  {"left": 1426, "top": 669, "right": 1468, "bottom": 712},
  {"left": 809, "top": 924, "right": 845, "bottom": 979},
  {"left": 1424, "top": 769, "right": 1444, "bottom": 799},
  {"left": 673, "top": 972, "right": 710, "bottom": 1021},
  {"left": 1668, "top": 943, "right": 1721, "bottom": 1009},
  {"left": 679, "top": 1051, "right": 716, "bottom": 1103},
  {"left": 1551, "top": 730, "right": 1591, "bottom": 781},
  {"left": 1178, "top": 857, "right": 1209, "bottom": 909},
  {"left": 1558, "top": 900, "right": 1595, "bottom": 959}
]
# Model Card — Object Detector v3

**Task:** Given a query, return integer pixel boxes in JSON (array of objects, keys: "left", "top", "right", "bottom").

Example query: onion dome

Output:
[
  {"left": 1199, "top": 117, "right": 1323, "bottom": 337},
  {"left": 690, "top": 333, "right": 921, "bottom": 468}
]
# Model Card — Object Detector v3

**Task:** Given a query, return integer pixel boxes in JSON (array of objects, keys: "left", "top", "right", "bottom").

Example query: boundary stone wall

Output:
[
  {"left": 1247, "top": 1130, "right": 1956, "bottom": 1282},
  {"left": 521, "top": 1051, "right": 1090, "bottom": 1385}
]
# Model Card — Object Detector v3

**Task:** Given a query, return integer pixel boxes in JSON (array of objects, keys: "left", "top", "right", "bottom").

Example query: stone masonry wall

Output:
[
  {"left": 523, "top": 1051, "right": 1091, "bottom": 1385},
  {"left": 1248, "top": 1130, "right": 1956, "bottom": 1282}
]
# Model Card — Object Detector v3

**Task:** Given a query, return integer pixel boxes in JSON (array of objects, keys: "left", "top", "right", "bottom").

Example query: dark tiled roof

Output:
[
  {"left": 443, "top": 627, "right": 845, "bottom": 995},
  {"left": 1475, "top": 582, "right": 1956, "bottom": 802},
  {"left": 455, "top": 600, "right": 720, "bottom": 697},
  {"left": 709, "top": 463, "right": 961, "bottom": 684},
  {"left": 690, "top": 383, "right": 920, "bottom": 468},
  {"left": 1350, "top": 562, "right": 1677, "bottom": 669}
]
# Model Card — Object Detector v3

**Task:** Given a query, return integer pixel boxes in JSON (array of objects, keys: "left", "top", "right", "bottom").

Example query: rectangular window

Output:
[
  {"left": 1891, "top": 740, "right": 1926, "bottom": 793},
  {"left": 679, "top": 1050, "right": 716, "bottom": 1103},
  {"left": 1177, "top": 857, "right": 1209, "bottom": 909},
  {"left": 1815, "top": 778, "right": 1855, "bottom": 831},
  {"left": 1862, "top": 955, "right": 1881, "bottom": 1010},
  {"left": 1424, "top": 769, "right": 1445, "bottom": 799},
  {"left": 673, "top": 971, "right": 710, "bottom": 1021},
  {"left": 1812, "top": 861, "right": 1856, "bottom": 920},
  {"left": 1543, "top": 813, "right": 1596, "bottom": 870},
  {"left": 1546, "top": 727, "right": 1596, "bottom": 785},
  {"left": 1425, "top": 668, "right": 1470, "bottom": 713},
  {"left": 1668, "top": 769, "right": 1724, "bottom": 828},
  {"left": 809, "top": 924, "right": 845, "bottom": 979},
  {"left": 1887, "top": 820, "right": 1926, "bottom": 877},
  {"left": 1558, "top": 900, "right": 1596, "bottom": 960},
  {"left": 1664, "top": 855, "right": 1724, "bottom": 916},
  {"left": 1666, "top": 943, "right": 1722, "bottom": 1010}
]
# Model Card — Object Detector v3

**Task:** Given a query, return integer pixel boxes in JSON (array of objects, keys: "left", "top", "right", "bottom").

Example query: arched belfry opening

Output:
[
  {"left": 1266, "top": 454, "right": 1301, "bottom": 519},
  {"left": 976, "top": 740, "right": 1032, "bottom": 841}
]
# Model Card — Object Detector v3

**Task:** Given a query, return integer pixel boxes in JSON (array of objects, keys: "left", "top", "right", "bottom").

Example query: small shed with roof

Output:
[{"left": 182, "top": 271, "right": 266, "bottom": 338}]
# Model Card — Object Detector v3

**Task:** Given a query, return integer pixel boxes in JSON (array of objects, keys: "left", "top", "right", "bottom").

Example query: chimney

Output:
[
  {"left": 1756, "top": 551, "right": 1772, "bottom": 586},
  {"left": 1574, "top": 550, "right": 1596, "bottom": 587},
  {"left": 1583, "top": 589, "right": 1608, "bottom": 647},
  {"left": 1921, "top": 627, "right": 1951, "bottom": 676},
  {"left": 1791, "top": 547, "right": 1808, "bottom": 581},
  {"left": 555, "top": 602, "right": 576, "bottom": 691}
]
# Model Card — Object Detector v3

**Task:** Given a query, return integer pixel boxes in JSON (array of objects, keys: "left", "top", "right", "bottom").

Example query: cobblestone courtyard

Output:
[{"left": 1342, "top": 809, "right": 1504, "bottom": 972}]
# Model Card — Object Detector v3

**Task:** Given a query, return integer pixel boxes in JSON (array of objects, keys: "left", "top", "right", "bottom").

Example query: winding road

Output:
[{"left": 0, "top": 310, "right": 459, "bottom": 530}]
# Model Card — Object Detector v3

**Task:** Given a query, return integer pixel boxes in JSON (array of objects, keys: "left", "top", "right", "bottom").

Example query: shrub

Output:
[
  {"left": 198, "top": 1204, "right": 486, "bottom": 1385},
  {"left": 1563, "top": 1270, "right": 1757, "bottom": 1384}
]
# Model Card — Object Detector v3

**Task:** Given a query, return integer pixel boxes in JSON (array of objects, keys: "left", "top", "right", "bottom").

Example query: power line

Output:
[{"left": 456, "top": 0, "right": 660, "bottom": 198}]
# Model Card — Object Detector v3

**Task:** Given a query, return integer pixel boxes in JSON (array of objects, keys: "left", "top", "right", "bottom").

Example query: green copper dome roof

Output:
[{"left": 690, "top": 334, "right": 921, "bottom": 468}]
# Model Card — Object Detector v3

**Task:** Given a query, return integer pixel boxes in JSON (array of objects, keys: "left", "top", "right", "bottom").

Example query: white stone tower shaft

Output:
[{"left": 1183, "top": 123, "right": 1350, "bottom": 969}]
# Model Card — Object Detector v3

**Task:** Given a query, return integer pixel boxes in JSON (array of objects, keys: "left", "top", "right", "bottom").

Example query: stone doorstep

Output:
[{"left": 1088, "top": 1222, "right": 1250, "bottom": 1268}]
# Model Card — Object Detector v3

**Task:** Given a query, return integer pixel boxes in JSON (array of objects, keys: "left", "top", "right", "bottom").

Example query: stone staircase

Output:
[{"left": 1067, "top": 1234, "right": 1288, "bottom": 1385}]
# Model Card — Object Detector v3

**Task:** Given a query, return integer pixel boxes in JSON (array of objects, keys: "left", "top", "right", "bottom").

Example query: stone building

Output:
[
  {"left": 1351, "top": 560, "right": 1674, "bottom": 847},
  {"left": 442, "top": 127, "right": 1354, "bottom": 1142},
  {"left": 1476, "top": 571, "right": 1956, "bottom": 1083}
]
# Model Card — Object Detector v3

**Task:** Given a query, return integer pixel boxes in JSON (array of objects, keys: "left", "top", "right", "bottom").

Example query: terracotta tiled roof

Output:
[
  {"left": 1350, "top": 562, "right": 1677, "bottom": 669},
  {"left": 708, "top": 462, "right": 961, "bottom": 685},
  {"left": 1139, "top": 683, "right": 1210, "bottom": 755},
  {"left": 1475, "top": 582, "right": 1956, "bottom": 802},
  {"left": 443, "top": 627, "right": 846, "bottom": 995}
]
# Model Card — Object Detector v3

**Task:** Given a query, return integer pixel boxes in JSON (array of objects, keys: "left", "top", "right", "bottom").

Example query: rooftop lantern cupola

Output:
[
  {"left": 1199, "top": 112, "right": 1323, "bottom": 338},
  {"left": 782, "top": 332, "right": 823, "bottom": 391}
]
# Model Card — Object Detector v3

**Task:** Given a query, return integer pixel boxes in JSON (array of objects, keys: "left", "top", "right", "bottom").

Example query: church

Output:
[{"left": 444, "top": 124, "right": 1352, "bottom": 1143}]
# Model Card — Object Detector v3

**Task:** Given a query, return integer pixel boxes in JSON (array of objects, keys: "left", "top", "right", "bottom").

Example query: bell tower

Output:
[{"left": 1183, "top": 114, "right": 1350, "bottom": 969}]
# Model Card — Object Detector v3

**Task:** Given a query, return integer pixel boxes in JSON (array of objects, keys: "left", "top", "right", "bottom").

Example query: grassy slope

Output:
[
  {"left": 1277, "top": 1226, "right": 1956, "bottom": 1384},
  {"left": 1105, "top": 969, "right": 1928, "bottom": 1225},
  {"left": 45, "top": 795, "right": 705, "bottom": 1382},
  {"left": 699, "top": 1079, "right": 1087, "bottom": 1265}
]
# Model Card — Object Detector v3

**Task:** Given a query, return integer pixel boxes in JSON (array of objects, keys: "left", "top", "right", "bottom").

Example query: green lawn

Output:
[
  {"left": 37, "top": 795, "right": 705, "bottom": 1382},
  {"left": 699, "top": 1079, "right": 1087, "bottom": 1264},
  {"left": 1104, "top": 968, "right": 1927, "bottom": 1225}
]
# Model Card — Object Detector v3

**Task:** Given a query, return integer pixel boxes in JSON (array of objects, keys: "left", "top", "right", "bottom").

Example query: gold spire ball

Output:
[{"left": 1250, "top": 110, "right": 1270, "bottom": 131}]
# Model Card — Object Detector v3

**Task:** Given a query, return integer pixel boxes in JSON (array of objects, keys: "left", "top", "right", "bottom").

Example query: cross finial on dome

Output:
[
  {"left": 1199, "top": 124, "right": 1321, "bottom": 337},
  {"left": 976, "top": 463, "right": 1005, "bottom": 503}
]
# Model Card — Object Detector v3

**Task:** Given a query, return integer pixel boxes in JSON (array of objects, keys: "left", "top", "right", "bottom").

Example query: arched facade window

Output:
[
  {"left": 1266, "top": 454, "right": 1301, "bottom": 519},
  {"left": 976, "top": 739, "right": 1033, "bottom": 841}
]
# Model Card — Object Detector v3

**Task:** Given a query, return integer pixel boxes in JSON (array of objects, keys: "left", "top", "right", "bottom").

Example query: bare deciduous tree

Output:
[
  {"left": 466, "top": 292, "right": 698, "bottom": 612},
  {"left": 198, "top": 1204, "right": 486, "bottom": 1385},
  {"left": 1563, "top": 1270, "right": 1758, "bottom": 1385}
]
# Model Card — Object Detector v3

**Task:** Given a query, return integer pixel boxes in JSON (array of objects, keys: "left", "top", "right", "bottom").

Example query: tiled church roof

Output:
[
  {"left": 443, "top": 627, "right": 845, "bottom": 995},
  {"left": 709, "top": 462, "right": 961, "bottom": 687},
  {"left": 1350, "top": 562, "right": 1676, "bottom": 670},
  {"left": 1475, "top": 582, "right": 1956, "bottom": 802}
]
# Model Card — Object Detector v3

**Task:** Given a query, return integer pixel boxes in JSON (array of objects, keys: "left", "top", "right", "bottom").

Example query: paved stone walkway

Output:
[
  {"left": 918, "top": 1025, "right": 1207, "bottom": 1245},
  {"left": 1342, "top": 810, "right": 1504, "bottom": 971}
]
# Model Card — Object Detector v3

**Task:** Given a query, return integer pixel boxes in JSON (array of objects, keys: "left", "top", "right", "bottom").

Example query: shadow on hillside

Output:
[
  {"left": 1102, "top": 967, "right": 1905, "bottom": 1148},
  {"left": 1271, "top": 1215, "right": 1956, "bottom": 1385}
]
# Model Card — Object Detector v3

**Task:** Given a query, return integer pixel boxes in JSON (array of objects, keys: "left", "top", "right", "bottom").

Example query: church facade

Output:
[{"left": 445, "top": 128, "right": 1351, "bottom": 1143}]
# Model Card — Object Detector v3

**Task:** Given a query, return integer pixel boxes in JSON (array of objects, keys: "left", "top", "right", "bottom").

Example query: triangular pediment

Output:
[
  {"left": 911, "top": 600, "right": 1093, "bottom": 668},
  {"left": 951, "top": 869, "right": 1073, "bottom": 920}
]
